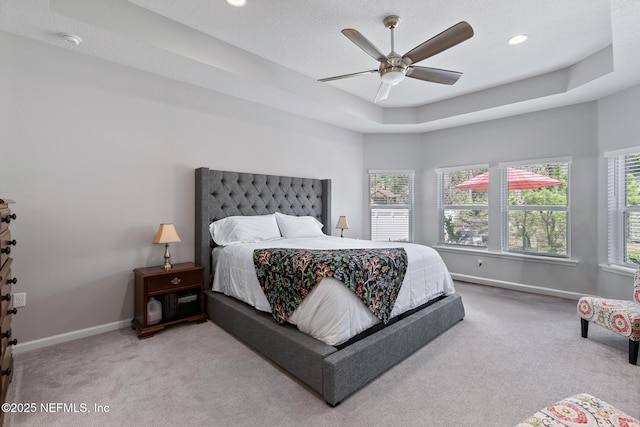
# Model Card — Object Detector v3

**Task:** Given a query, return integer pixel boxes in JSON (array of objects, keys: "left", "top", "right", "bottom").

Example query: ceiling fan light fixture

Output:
[
  {"left": 508, "top": 34, "right": 528, "bottom": 45},
  {"left": 225, "top": 0, "right": 246, "bottom": 7},
  {"left": 380, "top": 67, "right": 405, "bottom": 85}
]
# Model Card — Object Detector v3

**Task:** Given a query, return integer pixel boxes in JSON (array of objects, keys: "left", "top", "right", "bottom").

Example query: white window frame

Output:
[
  {"left": 368, "top": 170, "right": 414, "bottom": 242},
  {"left": 499, "top": 157, "right": 571, "bottom": 258},
  {"left": 436, "top": 164, "right": 489, "bottom": 247},
  {"left": 605, "top": 147, "right": 640, "bottom": 268}
]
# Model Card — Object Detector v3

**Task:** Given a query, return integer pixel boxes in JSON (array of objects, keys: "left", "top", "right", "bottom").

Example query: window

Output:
[
  {"left": 437, "top": 166, "right": 489, "bottom": 247},
  {"left": 606, "top": 148, "right": 640, "bottom": 267},
  {"left": 369, "top": 171, "right": 414, "bottom": 242},
  {"left": 501, "top": 160, "right": 570, "bottom": 257}
]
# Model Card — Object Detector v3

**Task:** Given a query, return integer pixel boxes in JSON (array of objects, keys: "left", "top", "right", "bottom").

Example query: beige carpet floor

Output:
[{"left": 5, "top": 282, "right": 640, "bottom": 426}]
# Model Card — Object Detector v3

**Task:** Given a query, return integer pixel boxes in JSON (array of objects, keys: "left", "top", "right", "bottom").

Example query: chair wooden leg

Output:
[
  {"left": 580, "top": 318, "right": 589, "bottom": 338},
  {"left": 630, "top": 340, "right": 639, "bottom": 365}
]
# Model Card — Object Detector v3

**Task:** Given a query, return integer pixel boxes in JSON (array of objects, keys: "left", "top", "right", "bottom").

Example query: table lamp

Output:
[
  {"left": 153, "top": 223, "right": 181, "bottom": 270},
  {"left": 336, "top": 216, "right": 349, "bottom": 238}
]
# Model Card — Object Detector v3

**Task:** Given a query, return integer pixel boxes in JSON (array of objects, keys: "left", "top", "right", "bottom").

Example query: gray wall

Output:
[{"left": 1, "top": 34, "right": 364, "bottom": 343}]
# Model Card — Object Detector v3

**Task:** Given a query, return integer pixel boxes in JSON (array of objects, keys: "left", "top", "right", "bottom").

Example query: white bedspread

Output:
[{"left": 211, "top": 236, "right": 454, "bottom": 346}]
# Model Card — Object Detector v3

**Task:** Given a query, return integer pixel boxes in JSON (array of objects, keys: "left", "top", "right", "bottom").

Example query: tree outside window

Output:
[
  {"left": 503, "top": 162, "right": 569, "bottom": 256},
  {"left": 438, "top": 167, "right": 489, "bottom": 247}
]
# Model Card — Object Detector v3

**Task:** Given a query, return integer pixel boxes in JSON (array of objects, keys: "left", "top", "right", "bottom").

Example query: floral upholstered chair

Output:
[
  {"left": 515, "top": 393, "right": 640, "bottom": 427},
  {"left": 577, "top": 269, "right": 640, "bottom": 365}
]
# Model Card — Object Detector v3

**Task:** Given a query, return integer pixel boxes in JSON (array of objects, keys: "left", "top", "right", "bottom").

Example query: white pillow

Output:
[
  {"left": 275, "top": 212, "right": 324, "bottom": 238},
  {"left": 209, "top": 214, "right": 281, "bottom": 245}
]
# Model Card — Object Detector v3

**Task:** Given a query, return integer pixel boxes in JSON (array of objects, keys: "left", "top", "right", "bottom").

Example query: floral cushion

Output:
[
  {"left": 515, "top": 393, "right": 640, "bottom": 427},
  {"left": 577, "top": 297, "right": 640, "bottom": 340}
]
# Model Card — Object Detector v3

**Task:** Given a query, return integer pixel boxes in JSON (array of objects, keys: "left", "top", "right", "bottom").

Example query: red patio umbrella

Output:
[{"left": 454, "top": 168, "right": 561, "bottom": 190}]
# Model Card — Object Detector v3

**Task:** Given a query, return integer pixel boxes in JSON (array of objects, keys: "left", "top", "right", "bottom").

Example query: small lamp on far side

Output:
[
  {"left": 153, "top": 223, "right": 181, "bottom": 271},
  {"left": 336, "top": 216, "right": 349, "bottom": 238}
]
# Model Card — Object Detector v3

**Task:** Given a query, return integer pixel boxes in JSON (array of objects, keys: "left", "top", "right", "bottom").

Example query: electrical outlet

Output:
[
  {"left": 477, "top": 258, "right": 483, "bottom": 267},
  {"left": 13, "top": 292, "right": 26, "bottom": 308}
]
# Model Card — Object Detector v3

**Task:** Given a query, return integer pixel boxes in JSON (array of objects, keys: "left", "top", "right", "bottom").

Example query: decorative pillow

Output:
[
  {"left": 209, "top": 214, "right": 281, "bottom": 246},
  {"left": 275, "top": 212, "right": 324, "bottom": 238}
]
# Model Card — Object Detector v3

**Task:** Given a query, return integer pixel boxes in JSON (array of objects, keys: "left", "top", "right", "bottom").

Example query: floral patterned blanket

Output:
[{"left": 253, "top": 247, "right": 408, "bottom": 324}]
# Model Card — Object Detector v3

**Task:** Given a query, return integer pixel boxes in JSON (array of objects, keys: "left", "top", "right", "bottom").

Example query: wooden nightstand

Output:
[{"left": 131, "top": 262, "right": 207, "bottom": 339}]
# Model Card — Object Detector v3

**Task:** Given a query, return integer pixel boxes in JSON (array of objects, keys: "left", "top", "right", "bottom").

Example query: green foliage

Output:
[
  {"left": 444, "top": 215, "right": 462, "bottom": 243},
  {"left": 443, "top": 209, "right": 488, "bottom": 246},
  {"left": 508, "top": 164, "right": 568, "bottom": 255},
  {"left": 626, "top": 173, "right": 640, "bottom": 206},
  {"left": 626, "top": 248, "right": 640, "bottom": 265}
]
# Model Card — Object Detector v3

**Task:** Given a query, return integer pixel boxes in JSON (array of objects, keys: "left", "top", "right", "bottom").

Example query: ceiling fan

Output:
[{"left": 319, "top": 15, "right": 474, "bottom": 103}]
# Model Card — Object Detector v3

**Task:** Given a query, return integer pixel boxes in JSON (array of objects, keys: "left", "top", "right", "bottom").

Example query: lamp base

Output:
[{"left": 161, "top": 243, "right": 173, "bottom": 271}]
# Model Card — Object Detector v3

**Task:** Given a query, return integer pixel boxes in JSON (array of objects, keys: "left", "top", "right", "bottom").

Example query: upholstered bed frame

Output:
[{"left": 195, "top": 167, "right": 465, "bottom": 406}]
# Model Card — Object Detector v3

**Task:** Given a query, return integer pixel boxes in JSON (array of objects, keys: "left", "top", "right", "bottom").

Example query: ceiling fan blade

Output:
[
  {"left": 342, "top": 29, "right": 388, "bottom": 62},
  {"left": 375, "top": 82, "right": 393, "bottom": 103},
  {"left": 406, "top": 66, "right": 462, "bottom": 85},
  {"left": 402, "top": 21, "right": 474, "bottom": 66},
  {"left": 318, "top": 69, "right": 378, "bottom": 82}
]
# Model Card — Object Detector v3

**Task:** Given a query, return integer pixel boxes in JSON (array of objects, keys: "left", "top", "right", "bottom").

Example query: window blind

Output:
[
  {"left": 607, "top": 150, "right": 640, "bottom": 266},
  {"left": 437, "top": 166, "right": 489, "bottom": 247},
  {"left": 499, "top": 161, "right": 570, "bottom": 257},
  {"left": 369, "top": 171, "right": 414, "bottom": 242}
]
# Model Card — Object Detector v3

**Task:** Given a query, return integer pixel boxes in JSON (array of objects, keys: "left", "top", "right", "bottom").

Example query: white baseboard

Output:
[
  {"left": 13, "top": 319, "right": 131, "bottom": 354},
  {"left": 451, "top": 273, "right": 584, "bottom": 300}
]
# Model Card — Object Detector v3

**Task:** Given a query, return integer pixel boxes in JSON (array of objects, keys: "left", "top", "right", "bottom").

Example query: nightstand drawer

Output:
[{"left": 147, "top": 270, "right": 202, "bottom": 293}]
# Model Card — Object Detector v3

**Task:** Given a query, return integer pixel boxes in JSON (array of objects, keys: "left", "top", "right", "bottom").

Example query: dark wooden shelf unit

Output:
[{"left": 131, "top": 262, "right": 207, "bottom": 339}]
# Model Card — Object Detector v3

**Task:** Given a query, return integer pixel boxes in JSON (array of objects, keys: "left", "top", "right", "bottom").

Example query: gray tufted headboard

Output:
[{"left": 195, "top": 167, "right": 331, "bottom": 285}]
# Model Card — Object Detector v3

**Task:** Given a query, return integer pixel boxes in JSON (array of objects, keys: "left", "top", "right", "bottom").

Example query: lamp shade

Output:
[
  {"left": 335, "top": 216, "right": 349, "bottom": 230},
  {"left": 153, "top": 223, "right": 181, "bottom": 244}
]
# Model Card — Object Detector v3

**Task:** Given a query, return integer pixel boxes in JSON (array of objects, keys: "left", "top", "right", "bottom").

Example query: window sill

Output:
[
  {"left": 433, "top": 244, "right": 579, "bottom": 266},
  {"left": 599, "top": 263, "right": 636, "bottom": 277}
]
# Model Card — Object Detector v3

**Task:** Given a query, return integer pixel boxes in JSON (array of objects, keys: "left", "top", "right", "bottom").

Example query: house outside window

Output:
[
  {"left": 369, "top": 171, "right": 414, "bottom": 242},
  {"left": 437, "top": 165, "right": 489, "bottom": 247},
  {"left": 606, "top": 148, "right": 640, "bottom": 267},
  {"left": 501, "top": 160, "right": 570, "bottom": 257}
]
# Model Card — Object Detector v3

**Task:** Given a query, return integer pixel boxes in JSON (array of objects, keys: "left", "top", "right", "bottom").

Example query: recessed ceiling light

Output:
[
  {"left": 508, "top": 34, "right": 528, "bottom": 45},
  {"left": 61, "top": 33, "right": 82, "bottom": 46},
  {"left": 226, "top": 0, "right": 246, "bottom": 6}
]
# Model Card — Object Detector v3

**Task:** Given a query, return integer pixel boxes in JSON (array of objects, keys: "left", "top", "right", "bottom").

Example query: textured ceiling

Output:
[{"left": 1, "top": 0, "right": 639, "bottom": 133}]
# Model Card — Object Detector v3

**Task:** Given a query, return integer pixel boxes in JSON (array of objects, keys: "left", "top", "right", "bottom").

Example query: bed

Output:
[{"left": 195, "top": 167, "right": 465, "bottom": 406}]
